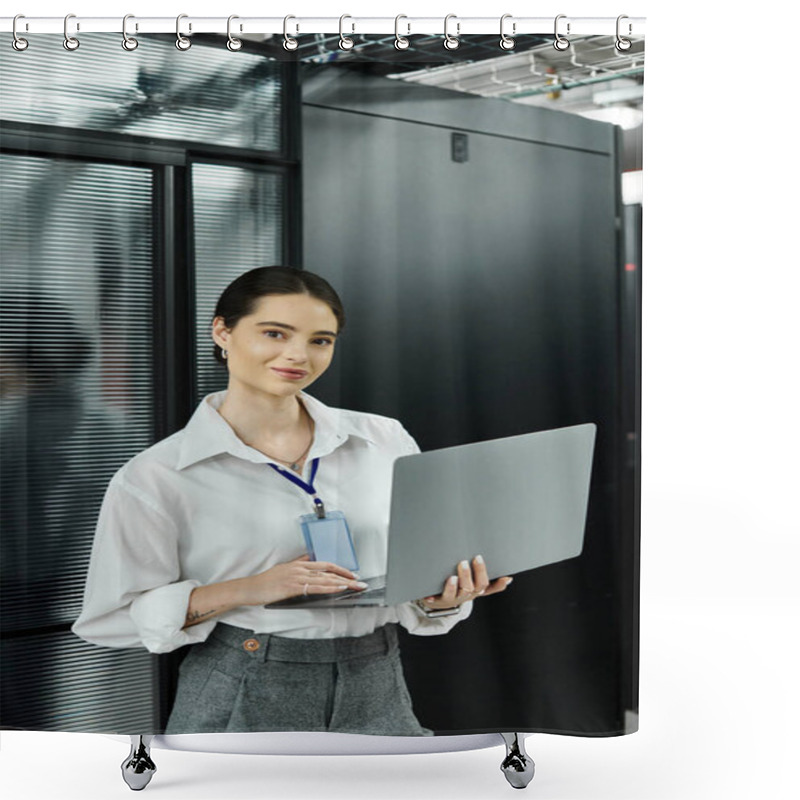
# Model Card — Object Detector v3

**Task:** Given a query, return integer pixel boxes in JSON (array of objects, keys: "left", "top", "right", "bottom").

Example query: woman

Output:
[{"left": 72, "top": 266, "right": 512, "bottom": 736}]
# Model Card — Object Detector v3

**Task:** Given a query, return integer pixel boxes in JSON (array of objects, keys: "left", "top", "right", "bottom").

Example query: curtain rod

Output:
[{"left": 1, "top": 16, "right": 646, "bottom": 37}]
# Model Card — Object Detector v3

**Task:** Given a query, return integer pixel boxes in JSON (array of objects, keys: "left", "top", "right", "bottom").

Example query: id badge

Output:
[{"left": 298, "top": 510, "right": 360, "bottom": 572}]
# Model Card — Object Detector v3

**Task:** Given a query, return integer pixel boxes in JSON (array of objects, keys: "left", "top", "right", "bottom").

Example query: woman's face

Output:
[{"left": 212, "top": 293, "right": 338, "bottom": 399}]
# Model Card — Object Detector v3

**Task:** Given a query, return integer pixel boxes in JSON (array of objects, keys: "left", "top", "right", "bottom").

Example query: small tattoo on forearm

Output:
[{"left": 185, "top": 609, "right": 216, "bottom": 625}]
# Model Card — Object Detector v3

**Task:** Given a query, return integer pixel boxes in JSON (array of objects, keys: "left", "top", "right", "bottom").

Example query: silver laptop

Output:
[{"left": 265, "top": 422, "right": 596, "bottom": 609}]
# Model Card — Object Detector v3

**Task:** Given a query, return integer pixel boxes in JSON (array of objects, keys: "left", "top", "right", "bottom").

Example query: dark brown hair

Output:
[{"left": 212, "top": 266, "right": 345, "bottom": 365}]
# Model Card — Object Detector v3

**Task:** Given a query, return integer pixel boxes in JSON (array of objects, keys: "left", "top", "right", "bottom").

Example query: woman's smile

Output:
[{"left": 271, "top": 367, "right": 309, "bottom": 380}]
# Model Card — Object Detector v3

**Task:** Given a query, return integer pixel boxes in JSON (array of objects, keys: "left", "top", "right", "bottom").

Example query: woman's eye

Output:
[{"left": 262, "top": 331, "right": 331, "bottom": 346}]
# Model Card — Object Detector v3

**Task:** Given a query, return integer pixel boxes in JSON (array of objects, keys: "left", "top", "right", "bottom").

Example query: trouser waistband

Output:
[{"left": 209, "top": 621, "right": 398, "bottom": 664}]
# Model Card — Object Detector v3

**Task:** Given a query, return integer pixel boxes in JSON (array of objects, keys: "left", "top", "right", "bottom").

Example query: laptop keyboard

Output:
[{"left": 331, "top": 575, "right": 386, "bottom": 601}]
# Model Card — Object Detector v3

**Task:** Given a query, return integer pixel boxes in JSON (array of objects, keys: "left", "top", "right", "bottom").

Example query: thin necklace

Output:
[{"left": 260, "top": 405, "right": 314, "bottom": 473}]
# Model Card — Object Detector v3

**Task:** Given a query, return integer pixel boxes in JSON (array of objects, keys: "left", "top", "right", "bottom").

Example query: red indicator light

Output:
[{"left": 625, "top": 263, "right": 637, "bottom": 272}]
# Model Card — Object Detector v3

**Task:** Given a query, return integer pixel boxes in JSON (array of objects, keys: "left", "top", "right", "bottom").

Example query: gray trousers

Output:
[{"left": 165, "top": 622, "right": 432, "bottom": 736}]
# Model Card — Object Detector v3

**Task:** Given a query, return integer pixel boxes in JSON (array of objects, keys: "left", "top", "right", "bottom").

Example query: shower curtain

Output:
[{"left": 0, "top": 21, "right": 642, "bottom": 746}]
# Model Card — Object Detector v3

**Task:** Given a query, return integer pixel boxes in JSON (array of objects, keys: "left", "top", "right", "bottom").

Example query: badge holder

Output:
[
  {"left": 299, "top": 509, "right": 360, "bottom": 572},
  {"left": 266, "top": 461, "right": 361, "bottom": 572}
]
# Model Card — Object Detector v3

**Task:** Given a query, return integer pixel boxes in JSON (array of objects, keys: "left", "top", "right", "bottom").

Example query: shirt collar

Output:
[{"left": 175, "top": 390, "right": 375, "bottom": 471}]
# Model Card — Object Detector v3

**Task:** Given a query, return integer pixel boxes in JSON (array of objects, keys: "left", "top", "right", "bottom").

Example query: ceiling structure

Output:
[
  {"left": 293, "top": 33, "right": 644, "bottom": 130},
  {"left": 389, "top": 35, "right": 644, "bottom": 131}
]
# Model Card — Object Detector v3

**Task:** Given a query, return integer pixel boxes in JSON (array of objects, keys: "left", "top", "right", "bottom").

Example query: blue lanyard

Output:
[{"left": 267, "top": 457, "right": 326, "bottom": 518}]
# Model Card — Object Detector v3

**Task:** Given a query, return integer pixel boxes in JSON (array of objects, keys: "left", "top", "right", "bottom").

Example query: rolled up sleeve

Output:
[
  {"left": 395, "top": 599, "right": 473, "bottom": 635},
  {"left": 71, "top": 478, "right": 216, "bottom": 654}
]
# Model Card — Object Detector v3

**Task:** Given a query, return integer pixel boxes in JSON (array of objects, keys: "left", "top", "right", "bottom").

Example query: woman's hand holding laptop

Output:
[{"left": 416, "top": 554, "right": 513, "bottom": 612}]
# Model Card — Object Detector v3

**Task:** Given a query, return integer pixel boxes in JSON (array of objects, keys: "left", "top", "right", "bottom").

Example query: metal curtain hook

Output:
[
  {"left": 283, "top": 15, "right": 299, "bottom": 51},
  {"left": 122, "top": 14, "right": 139, "bottom": 51},
  {"left": 615, "top": 14, "right": 632, "bottom": 51},
  {"left": 443, "top": 14, "right": 460, "bottom": 50},
  {"left": 176, "top": 13, "right": 191, "bottom": 50},
  {"left": 227, "top": 15, "right": 242, "bottom": 51},
  {"left": 394, "top": 14, "right": 410, "bottom": 51},
  {"left": 500, "top": 14, "right": 516, "bottom": 50},
  {"left": 63, "top": 13, "right": 80, "bottom": 51},
  {"left": 553, "top": 14, "right": 570, "bottom": 51},
  {"left": 339, "top": 14, "right": 354, "bottom": 50},
  {"left": 12, "top": 14, "right": 29, "bottom": 51}
]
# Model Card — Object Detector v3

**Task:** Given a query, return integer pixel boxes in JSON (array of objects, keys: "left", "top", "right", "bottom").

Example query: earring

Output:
[{"left": 222, "top": 349, "right": 228, "bottom": 360}]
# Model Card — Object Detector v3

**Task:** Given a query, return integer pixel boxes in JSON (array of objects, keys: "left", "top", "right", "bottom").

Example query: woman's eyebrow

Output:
[{"left": 256, "top": 321, "right": 338, "bottom": 337}]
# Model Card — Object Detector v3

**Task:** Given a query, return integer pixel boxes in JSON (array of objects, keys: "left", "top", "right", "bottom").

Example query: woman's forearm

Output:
[
  {"left": 183, "top": 577, "right": 252, "bottom": 628},
  {"left": 182, "top": 558, "right": 365, "bottom": 628}
]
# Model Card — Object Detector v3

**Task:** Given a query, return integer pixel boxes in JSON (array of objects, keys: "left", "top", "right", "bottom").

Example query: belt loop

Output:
[{"left": 257, "top": 632, "right": 272, "bottom": 663}]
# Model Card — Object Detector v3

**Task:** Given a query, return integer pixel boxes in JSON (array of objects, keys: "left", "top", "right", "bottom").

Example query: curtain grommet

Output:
[
  {"left": 63, "top": 13, "right": 80, "bottom": 51},
  {"left": 499, "top": 14, "right": 516, "bottom": 51},
  {"left": 122, "top": 14, "right": 139, "bottom": 51},
  {"left": 443, "top": 14, "right": 460, "bottom": 51},
  {"left": 176, "top": 13, "right": 192, "bottom": 50},
  {"left": 226, "top": 15, "right": 243, "bottom": 52},
  {"left": 339, "top": 14, "right": 355, "bottom": 50},
  {"left": 553, "top": 14, "right": 570, "bottom": 51},
  {"left": 12, "top": 14, "right": 29, "bottom": 51},
  {"left": 615, "top": 15, "right": 632, "bottom": 51},
  {"left": 394, "top": 15, "right": 410, "bottom": 51},
  {"left": 283, "top": 15, "right": 299, "bottom": 51}
]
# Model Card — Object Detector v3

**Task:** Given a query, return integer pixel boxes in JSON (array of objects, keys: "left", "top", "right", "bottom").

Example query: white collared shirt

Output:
[{"left": 71, "top": 391, "right": 471, "bottom": 654}]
